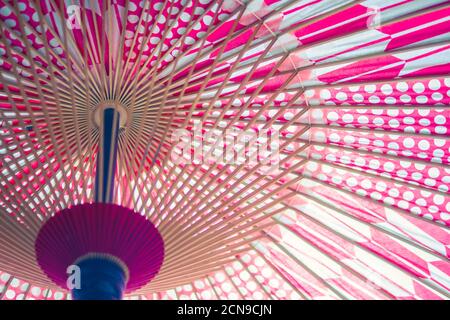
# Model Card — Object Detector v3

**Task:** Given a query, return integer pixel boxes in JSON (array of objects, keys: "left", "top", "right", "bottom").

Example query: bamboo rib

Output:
[{"left": 0, "top": 0, "right": 448, "bottom": 300}]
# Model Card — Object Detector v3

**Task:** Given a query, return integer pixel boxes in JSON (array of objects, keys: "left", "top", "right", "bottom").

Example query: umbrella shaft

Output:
[{"left": 95, "top": 107, "right": 120, "bottom": 203}]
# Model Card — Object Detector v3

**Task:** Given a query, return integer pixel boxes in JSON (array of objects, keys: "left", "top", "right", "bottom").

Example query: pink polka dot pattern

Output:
[{"left": 302, "top": 143, "right": 450, "bottom": 224}]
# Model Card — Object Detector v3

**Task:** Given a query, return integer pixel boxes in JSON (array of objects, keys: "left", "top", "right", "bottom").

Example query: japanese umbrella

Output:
[{"left": 0, "top": 0, "right": 449, "bottom": 300}]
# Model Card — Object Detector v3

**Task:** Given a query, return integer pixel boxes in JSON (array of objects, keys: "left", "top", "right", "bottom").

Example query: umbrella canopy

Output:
[{"left": 0, "top": 0, "right": 449, "bottom": 300}]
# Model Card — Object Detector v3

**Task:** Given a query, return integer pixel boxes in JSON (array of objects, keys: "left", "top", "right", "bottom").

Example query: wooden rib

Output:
[
  {"left": 304, "top": 175, "right": 449, "bottom": 230},
  {"left": 120, "top": 0, "right": 229, "bottom": 210},
  {"left": 32, "top": 0, "right": 83, "bottom": 212},
  {"left": 236, "top": 257, "right": 274, "bottom": 299},
  {"left": 274, "top": 204, "right": 450, "bottom": 298},
  {"left": 262, "top": 232, "right": 348, "bottom": 299},
  {"left": 295, "top": 191, "right": 449, "bottom": 261},
  {"left": 205, "top": 276, "right": 222, "bottom": 299},
  {"left": 119, "top": 0, "right": 187, "bottom": 205},
  {"left": 37, "top": 2, "right": 87, "bottom": 200},
  {"left": 223, "top": 267, "right": 245, "bottom": 299},
  {"left": 0, "top": 275, "right": 13, "bottom": 300},
  {"left": 156, "top": 92, "right": 308, "bottom": 234},
  {"left": 250, "top": 246, "right": 310, "bottom": 300},
  {"left": 0, "top": 21, "right": 67, "bottom": 218},
  {"left": 148, "top": 18, "right": 271, "bottom": 221},
  {"left": 125, "top": 2, "right": 246, "bottom": 211}
]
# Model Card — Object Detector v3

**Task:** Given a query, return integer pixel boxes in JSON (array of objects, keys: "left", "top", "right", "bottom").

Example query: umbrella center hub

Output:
[{"left": 92, "top": 100, "right": 128, "bottom": 129}]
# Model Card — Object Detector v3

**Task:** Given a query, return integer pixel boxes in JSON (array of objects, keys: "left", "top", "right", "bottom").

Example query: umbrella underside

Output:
[{"left": 0, "top": 0, "right": 449, "bottom": 300}]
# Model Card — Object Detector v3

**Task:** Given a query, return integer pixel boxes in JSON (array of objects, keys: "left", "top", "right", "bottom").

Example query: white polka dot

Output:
[
  {"left": 396, "top": 82, "right": 408, "bottom": 92},
  {"left": 312, "top": 109, "right": 323, "bottom": 120},
  {"left": 397, "top": 170, "right": 408, "bottom": 178},
  {"left": 403, "top": 138, "right": 415, "bottom": 148},
  {"left": 344, "top": 135, "right": 356, "bottom": 144},
  {"left": 418, "top": 140, "right": 430, "bottom": 150},
  {"left": 369, "top": 95, "right": 380, "bottom": 104},
  {"left": 375, "top": 181, "right": 387, "bottom": 192},
  {"left": 432, "top": 92, "right": 443, "bottom": 101},
  {"left": 434, "top": 139, "right": 445, "bottom": 147},
  {"left": 5, "top": 290, "right": 15, "bottom": 299},
  {"left": 403, "top": 117, "right": 415, "bottom": 125},
  {"left": 331, "top": 175, "right": 343, "bottom": 184},
  {"left": 247, "top": 281, "right": 257, "bottom": 291},
  {"left": 358, "top": 116, "right": 369, "bottom": 124},
  {"left": 427, "top": 167, "right": 440, "bottom": 178},
  {"left": 5, "top": 18, "right": 16, "bottom": 27},
  {"left": 128, "top": 15, "right": 139, "bottom": 23},
  {"left": 373, "top": 108, "right": 384, "bottom": 115},
  {"left": 381, "top": 84, "right": 393, "bottom": 95},
  {"left": 327, "top": 112, "right": 339, "bottom": 121},
  {"left": 440, "top": 212, "right": 450, "bottom": 221},
  {"left": 320, "top": 89, "right": 331, "bottom": 100},
  {"left": 54, "top": 292, "right": 64, "bottom": 300},
  {"left": 10, "top": 278, "right": 19, "bottom": 287},
  {"left": 385, "top": 97, "right": 396, "bottom": 104},
  {"left": 181, "top": 12, "right": 191, "bottom": 22},
  {"left": 157, "top": 15, "right": 166, "bottom": 24},
  {"left": 371, "top": 191, "right": 382, "bottom": 200},
  {"left": 434, "top": 115, "right": 446, "bottom": 125},
  {"left": 403, "top": 191, "right": 414, "bottom": 201},
  {"left": 346, "top": 177, "right": 358, "bottom": 187},
  {"left": 185, "top": 36, "right": 195, "bottom": 45},
  {"left": 428, "top": 79, "right": 441, "bottom": 90},
  {"left": 369, "top": 160, "right": 380, "bottom": 170},
  {"left": 435, "top": 126, "right": 447, "bottom": 134},
  {"left": 31, "top": 287, "right": 41, "bottom": 297},
  {"left": 433, "top": 149, "right": 444, "bottom": 158},
  {"left": 353, "top": 94, "right": 364, "bottom": 102},
  {"left": 433, "top": 195, "right": 444, "bottom": 205},
  {"left": 388, "top": 119, "right": 400, "bottom": 128},
  {"left": 413, "top": 82, "right": 425, "bottom": 93},
  {"left": 445, "top": 78, "right": 450, "bottom": 87},
  {"left": 0, "top": 6, "right": 12, "bottom": 17},
  {"left": 398, "top": 200, "right": 409, "bottom": 209},
  {"left": 150, "top": 37, "right": 160, "bottom": 44},
  {"left": 365, "top": 85, "right": 376, "bottom": 93},
  {"left": 416, "top": 198, "right": 427, "bottom": 206},
  {"left": 412, "top": 172, "right": 423, "bottom": 180},
  {"left": 405, "top": 127, "right": 416, "bottom": 133},
  {"left": 342, "top": 114, "right": 353, "bottom": 123},
  {"left": 153, "top": 2, "right": 163, "bottom": 10},
  {"left": 374, "top": 140, "right": 384, "bottom": 147},
  {"left": 359, "top": 137, "right": 370, "bottom": 145},
  {"left": 419, "top": 118, "right": 431, "bottom": 126},
  {"left": 361, "top": 179, "right": 372, "bottom": 189},
  {"left": 203, "top": 15, "right": 213, "bottom": 25},
  {"left": 416, "top": 95, "right": 428, "bottom": 104},
  {"left": 388, "top": 142, "right": 399, "bottom": 150},
  {"left": 336, "top": 92, "right": 348, "bottom": 101},
  {"left": 388, "top": 188, "right": 399, "bottom": 197},
  {"left": 330, "top": 133, "right": 340, "bottom": 142},
  {"left": 373, "top": 117, "right": 384, "bottom": 126},
  {"left": 383, "top": 162, "right": 395, "bottom": 172},
  {"left": 400, "top": 94, "right": 411, "bottom": 103}
]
